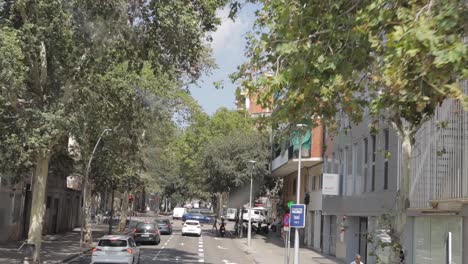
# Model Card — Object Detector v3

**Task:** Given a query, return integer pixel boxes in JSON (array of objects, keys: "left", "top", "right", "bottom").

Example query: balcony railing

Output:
[{"left": 410, "top": 83, "right": 468, "bottom": 208}]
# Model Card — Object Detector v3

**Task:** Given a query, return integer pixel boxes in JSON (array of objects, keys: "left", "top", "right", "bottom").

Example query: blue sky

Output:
[{"left": 189, "top": 4, "right": 258, "bottom": 115}]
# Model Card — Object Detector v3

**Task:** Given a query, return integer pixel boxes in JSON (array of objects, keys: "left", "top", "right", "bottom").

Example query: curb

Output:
[
  {"left": 233, "top": 239, "right": 260, "bottom": 264},
  {"left": 61, "top": 248, "right": 92, "bottom": 263}
]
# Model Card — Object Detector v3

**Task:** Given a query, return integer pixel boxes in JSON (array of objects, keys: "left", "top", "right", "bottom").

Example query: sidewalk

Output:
[
  {"left": 0, "top": 224, "right": 124, "bottom": 264},
  {"left": 234, "top": 231, "right": 343, "bottom": 264}
]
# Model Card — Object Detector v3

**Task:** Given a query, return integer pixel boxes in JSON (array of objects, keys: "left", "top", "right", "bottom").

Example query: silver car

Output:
[{"left": 91, "top": 235, "right": 140, "bottom": 264}]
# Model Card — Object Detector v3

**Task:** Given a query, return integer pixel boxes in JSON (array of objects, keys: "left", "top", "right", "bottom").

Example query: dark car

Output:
[
  {"left": 133, "top": 222, "right": 161, "bottom": 245},
  {"left": 155, "top": 219, "right": 173, "bottom": 235},
  {"left": 182, "top": 212, "right": 212, "bottom": 224}
]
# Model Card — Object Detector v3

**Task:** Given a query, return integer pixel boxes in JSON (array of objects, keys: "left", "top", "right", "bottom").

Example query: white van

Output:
[
  {"left": 242, "top": 208, "right": 266, "bottom": 223},
  {"left": 172, "top": 207, "right": 187, "bottom": 220},
  {"left": 226, "top": 208, "right": 237, "bottom": 221}
]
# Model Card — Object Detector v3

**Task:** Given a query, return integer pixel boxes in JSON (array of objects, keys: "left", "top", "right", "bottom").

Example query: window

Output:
[
  {"left": 352, "top": 143, "right": 358, "bottom": 195},
  {"left": 363, "top": 139, "right": 368, "bottom": 192},
  {"left": 340, "top": 149, "right": 345, "bottom": 196},
  {"left": 324, "top": 155, "right": 329, "bottom": 173},
  {"left": 371, "top": 135, "right": 376, "bottom": 191},
  {"left": 312, "top": 176, "right": 317, "bottom": 191},
  {"left": 384, "top": 129, "right": 389, "bottom": 190},
  {"left": 319, "top": 175, "right": 322, "bottom": 189},
  {"left": 46, "top": 196, "right": 51, "bottom": 209},
  {"left": 346, "top": 146, "right": 353, "bottom": 195},
  {"left": 332, "top": 153, "right": 336, "bottom": 173},
  {"left": 98, "top": 239, "right": 128, "bottom": 247}
]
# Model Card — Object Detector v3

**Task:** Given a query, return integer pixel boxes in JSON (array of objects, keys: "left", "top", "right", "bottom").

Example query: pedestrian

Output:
[
  {"left": 350, "top": 254, "right": 364, "bottom": 264},
  {"left": 212, "top": 217, "right": 218, "bottom": 233}
]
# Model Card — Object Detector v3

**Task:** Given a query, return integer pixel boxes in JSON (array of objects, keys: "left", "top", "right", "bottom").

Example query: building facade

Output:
[
  {"left": 0, "top": 143, "right": 82, "bottom": 243},
  {"left": 322, "top": 117, "right": 399, "bottom": 263},
  {"left": 322, "top": 89, "right": 468, "bottom": 263},
  {"left": 271, "top": 125, "right": 324, "bottom": 248}
]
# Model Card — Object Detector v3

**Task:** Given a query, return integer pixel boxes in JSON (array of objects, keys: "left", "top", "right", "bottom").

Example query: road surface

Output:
[{"left": 70, "top": 218, "right": 254, "bottom": 264}]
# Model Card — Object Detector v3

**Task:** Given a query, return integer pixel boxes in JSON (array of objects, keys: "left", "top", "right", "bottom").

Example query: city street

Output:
[{"left": 69, "top": 219, "right": 254, "bottom": 264}]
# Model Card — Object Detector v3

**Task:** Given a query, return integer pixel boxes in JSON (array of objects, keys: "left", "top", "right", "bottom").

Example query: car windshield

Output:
[
  {"left": 98, "top": 239, "right": 127, "bottom": 247},
  {"left": 190, "top": 213, "right": 203, "bottom": 217},
  {"left": 186, "top": 222, "right": 199, "bottom": 226}
]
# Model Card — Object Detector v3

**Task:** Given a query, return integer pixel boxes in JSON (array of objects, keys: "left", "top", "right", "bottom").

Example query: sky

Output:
[{"left": 189, "top": 4, "right": 258, "bottom": 115}]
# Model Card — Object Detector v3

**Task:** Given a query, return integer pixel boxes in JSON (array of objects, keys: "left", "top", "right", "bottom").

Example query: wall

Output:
[{"left": 311, "top": 125, "right": 324, "bottom": 158}]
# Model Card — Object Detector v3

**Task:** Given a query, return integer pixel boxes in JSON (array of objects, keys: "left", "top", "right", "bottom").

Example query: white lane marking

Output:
[
  {"left": 217, "top": 245, "right": 228, "bottom": 250},
  {"left": 179, "top": 242, "right": 185, "bottom": 246},
  {"left": 198, "top": 248, "right": 204, "bottom": 252},
  {"left": 198, "top": 253, "right": 204, "bottom": 257},
  {"left": 214, "top": 237, "right": 221, "bottom": 240},
  {"left": 152, "top": 249, "right": 163, "bottom": 260},
  {"left": 198, "top": 259, "right": 204, "bottom": 263},
  {"left": 222, "top": 260, "right": 237, "bottom": 264}
]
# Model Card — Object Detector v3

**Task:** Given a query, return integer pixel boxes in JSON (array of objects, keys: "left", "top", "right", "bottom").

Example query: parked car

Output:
[
  {"left": 155, "top": 219, "right": 173, "bottom": 235},
  {"left": 133, "top": 222, "right": 161, "bottom": 245},
  {"left": 182, "top": 212, "right": 212, "bottom": 224},
  {"left": 172, "top": 207, "right": 187, "bottom": 220},
  {"left": 91, "top": 235, "right": 140, "bottom": 264},
  {"left": 181, "top": 220, "right": 202, "bottom": 237}
]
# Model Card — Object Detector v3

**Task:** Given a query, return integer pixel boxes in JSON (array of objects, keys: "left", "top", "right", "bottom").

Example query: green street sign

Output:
[{"left": 287, "top": 201, "right": 294, "bottom": 208}]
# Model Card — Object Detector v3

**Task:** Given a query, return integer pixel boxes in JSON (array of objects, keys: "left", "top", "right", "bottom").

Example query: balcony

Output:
[{"left": 271, "top": 146, "right": 323, "bottom": 177}]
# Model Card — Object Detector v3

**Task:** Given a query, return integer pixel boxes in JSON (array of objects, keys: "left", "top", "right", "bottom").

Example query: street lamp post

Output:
[
  {"left": 294, "top": 124, "right": 307, "bottom": 264},
  {"left": 247, "top": 160, "right": 256, "bottom": 247},
  {"left": 80, "top": 128, "right": 111, "bottom": 250}
]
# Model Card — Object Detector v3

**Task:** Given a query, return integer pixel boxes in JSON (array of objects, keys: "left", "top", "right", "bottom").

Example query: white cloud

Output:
[{"left": 210, "top": 6, "right": 250, "bottom": 52}]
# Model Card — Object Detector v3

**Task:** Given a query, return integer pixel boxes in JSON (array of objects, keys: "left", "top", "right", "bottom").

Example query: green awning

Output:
[{"left": 292, "top": 129, "right": 311, "bottom": 151}]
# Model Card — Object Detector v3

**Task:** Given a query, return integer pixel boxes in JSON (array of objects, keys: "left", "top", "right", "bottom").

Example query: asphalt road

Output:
[{"left": 70, "top": 219, "right": 254, "bottom": 264}]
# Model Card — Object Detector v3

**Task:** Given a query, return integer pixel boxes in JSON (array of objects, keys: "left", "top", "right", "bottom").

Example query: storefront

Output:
[{"left": 412, "top": 216, "right": 463, "bottom": 264}]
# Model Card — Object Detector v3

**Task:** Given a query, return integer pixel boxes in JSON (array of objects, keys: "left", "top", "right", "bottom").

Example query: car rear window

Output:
[
  {"left": 156, "top": 220, "right": 168, "bottom": 224},
  {"left": 136, "top": 223, "right": 155, "bottom": 230},
  {"left": 186, "top": 222, "right": 199, "bottom": 226},
  {"left": 98, "top": 239, "right": 127, "bottom": 247}
]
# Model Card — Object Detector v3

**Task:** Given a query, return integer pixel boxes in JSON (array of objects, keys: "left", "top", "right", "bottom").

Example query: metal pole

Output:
[
  {"left": 294, "top": 129, "right": 303, "bottom": 264},
  {"left": 247, "top": 162, "right": 254, "bottom": 247},
  {"left": 288, "top": 228, "right": 291, "bottom": 263},
  {"left": 80, "top": 128, "right": 110, "bottom": 251},
  {"left": 284, "top": 227, "right": 288, "bottom": 264},
  {"left": 108, "top": 189, "right": 114, "bottom": 235}
]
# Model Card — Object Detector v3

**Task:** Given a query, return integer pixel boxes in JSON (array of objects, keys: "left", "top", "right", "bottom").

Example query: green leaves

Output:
[{"left": 234, "top": 0, "right": 466, "bottom": 136}]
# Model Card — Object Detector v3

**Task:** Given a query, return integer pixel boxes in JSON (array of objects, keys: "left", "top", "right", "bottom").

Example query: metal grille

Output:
[{"left": 410, "top": 81, "right": 468, "bottom": 208}]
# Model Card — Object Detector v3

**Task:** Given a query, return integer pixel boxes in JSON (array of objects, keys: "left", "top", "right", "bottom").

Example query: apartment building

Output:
[
  {"left": 0, "top": 140, "right": 82, "bottom": 242},
  {"left": 322, "top": 117, "right": 399, "bottom": 263},
  {"left": 322, "top": 89, "right": 468, "bottom": 263},
  {"left": 407, "top": 93, "right": 468, "bottom": 263},
  {"left": 271, "top": 125, "right": 324, "bottom": 248}
]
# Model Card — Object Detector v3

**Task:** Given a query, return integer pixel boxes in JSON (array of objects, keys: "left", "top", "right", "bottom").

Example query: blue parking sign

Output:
[{"left": 290, "top": 204, "right": 306, "bottom": 228}]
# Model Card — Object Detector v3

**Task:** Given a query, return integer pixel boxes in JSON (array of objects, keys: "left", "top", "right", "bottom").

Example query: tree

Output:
[
  {"left": 202, "top": 130, "right": 275, "bottom": 206},
  {"left": 1, "top": 0, "right": 229, "bottom": 261},
  {"left": 234, "top": 0, "right": 466, "bottom": 261}
]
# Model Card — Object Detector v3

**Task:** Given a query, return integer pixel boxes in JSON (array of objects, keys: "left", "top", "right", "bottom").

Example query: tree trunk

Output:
[
  {"left": 391, "top": 131, "right": 413, "bottom": 263},
  {"left": 27, "top": 150, "right": 50, "bottom": 263},
  {"left": 84, "top": 188, "right": 93, "bottom": 244},
  {"left": 119, "top": 191, "right": 129, "bottom": 232}
]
